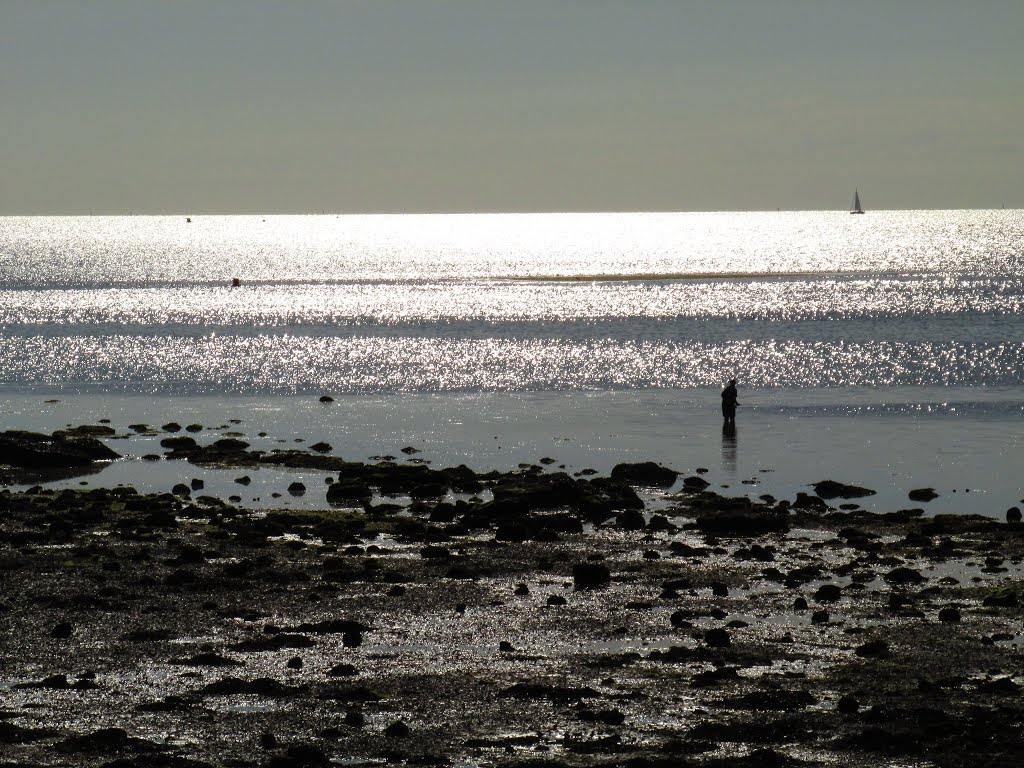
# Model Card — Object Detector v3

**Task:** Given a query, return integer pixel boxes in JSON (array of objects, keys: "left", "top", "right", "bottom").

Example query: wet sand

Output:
[{"left": 2, "top": 430, "right": 1024, "bottom": 767}]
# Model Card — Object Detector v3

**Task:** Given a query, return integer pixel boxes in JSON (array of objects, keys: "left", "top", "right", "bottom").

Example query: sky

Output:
[{"left": 2, "top": 1, "right": 1021, "bottom": 214}]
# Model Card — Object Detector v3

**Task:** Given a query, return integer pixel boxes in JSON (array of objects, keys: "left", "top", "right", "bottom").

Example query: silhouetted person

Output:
[{"left": 721, "top": 378, "right": 738, "bottom": 423}]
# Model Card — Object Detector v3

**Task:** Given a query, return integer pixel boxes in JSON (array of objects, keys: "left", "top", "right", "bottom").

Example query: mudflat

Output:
[{"left": 1, "top": 436, "right": 1023, "bottom": 768}]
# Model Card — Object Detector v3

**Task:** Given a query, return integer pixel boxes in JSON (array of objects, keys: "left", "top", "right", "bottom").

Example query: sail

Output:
[{"left": 851, "top": 189, "right": 865, "bottom": 214}]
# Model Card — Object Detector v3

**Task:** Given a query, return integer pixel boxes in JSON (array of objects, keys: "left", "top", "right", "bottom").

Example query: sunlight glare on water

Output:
[{"left": 0, "top": 210, "right": 1022, "bottom": 394}]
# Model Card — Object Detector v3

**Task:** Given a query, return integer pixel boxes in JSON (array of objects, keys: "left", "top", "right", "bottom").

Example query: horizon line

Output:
[{"left": 0, "top": 206, "right": 1019, "bottom": 217}]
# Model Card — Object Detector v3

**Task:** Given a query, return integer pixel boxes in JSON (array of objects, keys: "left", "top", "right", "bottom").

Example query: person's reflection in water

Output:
[{"left": 721, "top": 421, "right": 738, "bottom": 475}]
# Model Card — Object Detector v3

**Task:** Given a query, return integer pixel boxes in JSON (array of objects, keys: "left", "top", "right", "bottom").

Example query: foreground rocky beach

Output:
[{"left": 1, "top": 425, "right": 1023, "bottom": 767}]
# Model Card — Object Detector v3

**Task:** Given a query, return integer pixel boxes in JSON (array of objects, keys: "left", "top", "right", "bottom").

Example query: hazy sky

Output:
[{"left": 2, "top": 1, "right": 1021, "bottom": 213}]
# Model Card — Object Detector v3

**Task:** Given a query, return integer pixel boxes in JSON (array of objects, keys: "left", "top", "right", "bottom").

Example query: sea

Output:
[{"left": 1, "top": 210, "right": 1022, "bottom": 517}]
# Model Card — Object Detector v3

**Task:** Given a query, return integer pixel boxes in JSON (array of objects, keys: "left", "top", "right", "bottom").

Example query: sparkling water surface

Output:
[
  {"left": 1, "top": 211, "right": 1022, "bottom": 514},
  {"left": 2, "top": 211, "right": 1023, "bottom": 394}
]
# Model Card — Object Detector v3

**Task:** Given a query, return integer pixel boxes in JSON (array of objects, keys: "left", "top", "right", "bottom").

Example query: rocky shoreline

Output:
[{"left": 1, "top": 426, "right": 1023, "bottom": 767}]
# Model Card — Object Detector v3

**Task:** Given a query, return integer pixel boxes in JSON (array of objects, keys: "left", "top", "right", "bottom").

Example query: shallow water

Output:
[{"left": 3, "top": 387, "right": 1020, "bottom": 518}]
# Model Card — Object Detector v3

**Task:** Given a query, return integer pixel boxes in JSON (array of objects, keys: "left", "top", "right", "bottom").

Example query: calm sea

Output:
[{"left": 1, "top": 211, "right": 1022, "bottom": 514}]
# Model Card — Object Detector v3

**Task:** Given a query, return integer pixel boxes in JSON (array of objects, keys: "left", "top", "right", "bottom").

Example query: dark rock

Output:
[
  {"left": 60, "top": 424, "right": 116, "bottom": 438},
  {"left": 813, "top": 480, "right": 876, "bottom": 499},
  {"left": 161, "top": 436, "right": 198, "bottom": 451},
  {"left": 615, "top": 509, "right": 646, "bottom": 530},
  {"left": 982, "top": 587, "right": 1018, "bottom": 607},
  {"left": 704, "top": 628, "right": 731, "bottom": 647},
  {"left": 837, "top": 694, "right": 860, "bottom": 714},
  {"left": 811, "top": 610, "right": 830, "bottom": 624},
  {"left": 234, "top": 475, "right": 252, "bottom": 486},
  {"left": 310, "top": 442, "right": 332, "bottom": 453},
  {"left": 0, "top": 721, "right": 57, "bottom": 744},
  {"left": 51, "top": 621, "right": 74, "bottom": 639},
  {"left": 124, "top": 628, "right": 176, "bottom": 642},
  {"left": 855, "top": 640, "right": 890, "bottom": 658},
  {"left": 162, "top": 423, "right": 182, "bottom": 432},
  {"left": 909, "top": 488, "right": 939, "bottom": 502},
  {"left": 213, "top": 438, "right": 249, "bottom": 452},
  {"left": 15, "top": 674, "right": 99, "bottom": 690},
  {"left": 885, "top": 567, "right": 926, "bottom": 585},
  {"left": 385, "top": 720, "right": 410, "bottom": 738},
  {"left": 342, "top": 630, "right": 362, "bottom": 648},
  {"left": 793, "top": 597, "right": 808, "bottom": 610},
  {"left": 344, "top": 710, "right": 365, "bottom": 727},
  {"left": 0, "top": 429, "right": 120, "bottom": 469},
  {"left": 319, "top": 395, "right": 334, "bottom": 403},
  {"left": 578, "top": 707, "right": 626, "bottom": 726},
  {"left": 326, "top": 479, "right": 372, "bottom": 504},
  {"left": 610, "top": 461, "right": 679, "bottom": 487},
  {"left": 791, "top": 492, "right": 828, "bottom": 511},
  {"left": 731, "top": 689, "right": 817, "bottom": 712},
  {"left": 260, "top": 731, "right": 278, "bottom": 749},
  {"left": 171, "top": 483, "right": 191, "bottom": 496},
  {"left": 814, "top": 584, "right": 842, "bottom": 602},
  {"left": 691, "top": 667, "right": 740, "bottom": 687},
  {"left": 500, "top": 683, "right": 599, "bottom": 702},
  {"left": 938, "top": 607, "right": 961, "bottom": 623},
  {"left": 977, "top": 677, "right": 1020, "bottom": 695},
  {"left": 547, "top": 595, "right": 567, "bottom": 606},
  {"left": 683, "top": 475, "right": 711, "bottom": 491},
  {"left": 573, "top": 563, "right": 611, "bottom": 590},
  {"left": 328, "top": 663, "right": 358, "bottom": 677},
  {"left": 1006, "top": 506, "right": 1022, "bottom": 523},
  {"left": 287, "top": 482, "right": 306, "bottom": 496}
]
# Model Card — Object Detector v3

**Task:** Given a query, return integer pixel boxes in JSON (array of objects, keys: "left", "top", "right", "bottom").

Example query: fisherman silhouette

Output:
[{"left": 721, "top": 378, "right": 738, "bottom": 424}]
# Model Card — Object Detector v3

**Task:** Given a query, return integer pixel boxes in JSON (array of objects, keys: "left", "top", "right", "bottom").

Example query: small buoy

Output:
[{"left": 231, "top": 277, "right": 241, "bottom": 287}]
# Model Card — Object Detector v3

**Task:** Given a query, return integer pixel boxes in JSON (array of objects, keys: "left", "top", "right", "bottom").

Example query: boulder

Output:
[
  {"left": 909, "top": 488, "right": 939, "bottom": 502},
  {"left": 855, "top": 640, "right": 890, "bottom": 658},
  {"left": 884, "top": 567, "right": 926, "bottom": 585},
  {"left": 573, "top": 563, "right": 611, "bottom": 590},
  {"left": 814, "top": 584, "right": 843, "bottom": 603},
  {"left": 610, "top": 461, "right": 679, "bottom": 487},
  {"left": 161, "top": 436, "right": 198, "bottom": 452},
  {"left": 683, "top": 475, "right": 711, "bottom": 491}
]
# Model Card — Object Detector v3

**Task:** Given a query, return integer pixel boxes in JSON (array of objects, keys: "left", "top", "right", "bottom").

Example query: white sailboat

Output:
[{"left": 850, "top": 189, "right": 865, "bottom": 214}]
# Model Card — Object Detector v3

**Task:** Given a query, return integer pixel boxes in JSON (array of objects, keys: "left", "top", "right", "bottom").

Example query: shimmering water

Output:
[
  {"left": 2, "top": 211, "right": 1023, "bottom": 393},
  {"left": 1, "top": 211, "right": 1023, "bottom": 514}
]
